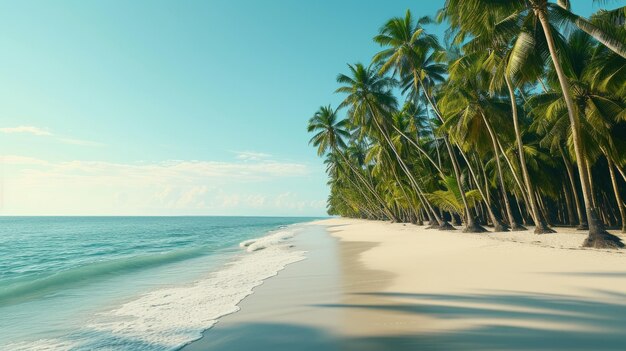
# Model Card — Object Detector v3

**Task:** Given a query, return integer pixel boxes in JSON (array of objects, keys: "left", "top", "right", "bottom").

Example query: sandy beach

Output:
[
  {"left": 186, "top": 218, "right": 626, "bottom": 350},
  {"left": 4, "top": 1, "right": 624, "bottom": 349}
]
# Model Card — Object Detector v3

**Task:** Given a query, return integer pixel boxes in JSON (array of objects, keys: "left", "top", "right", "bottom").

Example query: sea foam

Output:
[
  {"left": 9, "top": 227, "right": 306, "bottom": 351},
  {"left": 241, "top": 230, "right": 295, "bottom": 252}
]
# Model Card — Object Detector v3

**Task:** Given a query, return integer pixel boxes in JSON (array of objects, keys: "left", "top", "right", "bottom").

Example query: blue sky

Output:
[{"left": 0, "top": 0, "right": 611, "bottom": 216}]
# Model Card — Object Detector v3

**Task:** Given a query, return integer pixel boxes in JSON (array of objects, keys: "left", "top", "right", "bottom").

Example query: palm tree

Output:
[
  {"left": 336, "top": 63, "right": 454, "bottom": 229},
  {"left": 372, "top": 10, "right": 484, "bottom": 232},
  {"left": 309, "top": 4, "right": 625, "bottom": 249},
  {"left": 442, "top": 0, "right": 622, "bottom": 247},
  {"left": 308, "top": 105, "right": 397, "bottom": 220},
  {"left": 441, "top": 55, "right": 526, "bottom": 231},
  {"left": 528, "top": 30, "right": 626, "bottom": 234},
  {"left": 440, "top": 0, "right": 556, "bottom": 233}
]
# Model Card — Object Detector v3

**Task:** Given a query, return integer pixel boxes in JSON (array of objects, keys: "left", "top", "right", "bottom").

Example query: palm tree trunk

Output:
[
  {"left": 536, "top": 10, "right": 622, "bottom": 248},
  {"left": 514, "top": 192, "right": 529, "bottom": 226},
  {"left": 585, "top": 160, "right": 599, "bottom": 209},
  {"left": 338, "top": 193, "right": 371, "bottom": 218},
  {"left": 478, "top": 155, "right": 491, "bottom": 206},
  {"left": 390, "top": 124, "right": 445, "bottom": 176},
  {"left": 560, "top": 146, "right": 587, "bottom": 228},
  {"left": 556, "top": 193, "right": 564, "bottom": 224},
  {"left": 602, "top": 192, "right": 618, "bottom": 227},
  {"left": 342, "top": 168, "right": 384, "bottom": 218},
  {"left": 562, "top": 182, "right": 576, "bottom": 226},
  {"left": 423, "top": 206, "right": 436, "bottom": 226},
  {"left": 504, "top": 74, "right": 548, "bottom": 233},
  {"left": 536, "top": 192, "right": 552, "bottom": 227},
  {"left": 481, "top": 112, "right": 524, "bottom": 231},
  {"left": 495, "top": 138, "right": 544, "bottom": 230},
  {"left": 606, "top": 156, "right": 626, "bottom": 233},
  {"left": 443, "top": 138, "right": 485, "bottom": 232},
  {"left": 615, "top": 162, "right": 626, "bottom": 184},
  {"left": 459, "top": 148, "right": 508, "bottom": 231},
  {"left": 572, "top": 18, "right": 626, "bottom": 58},
  {"left": 336, "top": 149, "right": 396, "bottom": 221},
  {"left": 366, "top": 102, "right": 449, "bottom": 229},
  {"left": 391, "top": 166, "right": 421, "bottom": 222},
  {"left": 415, "top": 74, "right": 484, "bottom": 232}
]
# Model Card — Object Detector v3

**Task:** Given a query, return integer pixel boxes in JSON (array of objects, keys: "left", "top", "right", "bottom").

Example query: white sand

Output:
[{"left": 317, "top": 218, "right": 626, "bottom": 339}]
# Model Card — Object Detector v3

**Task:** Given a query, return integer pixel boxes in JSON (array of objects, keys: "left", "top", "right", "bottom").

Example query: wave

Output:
[
  {"left": 0, "top": 247, "right": 208, "bottom": 307},
  {"left": 238, "top": 230, "right": 294, "bottom": 252},
  {"left": 6, "top": 226, "right": 307, "bottom": 351}
]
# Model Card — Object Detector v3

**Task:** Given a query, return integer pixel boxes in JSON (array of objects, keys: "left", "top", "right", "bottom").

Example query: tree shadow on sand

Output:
[
  {"left": 315, "top": 290, "right": 626, "bottom": 350},
  {"left": 185, "top": 289, "right": 626, "bottom": 350}
]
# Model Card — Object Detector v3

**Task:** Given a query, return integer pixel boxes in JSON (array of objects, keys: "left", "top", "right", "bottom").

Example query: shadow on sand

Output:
[{"left": 188, "top": 289, "right": 626, "bottom": 351}]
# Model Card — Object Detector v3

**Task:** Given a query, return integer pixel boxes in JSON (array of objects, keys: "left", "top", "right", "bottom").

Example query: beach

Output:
[
  {"left": 187, "top": 217, "right": 626, "bottom": 350},
  {"left": 3, "top": 1, "right": 624, "bottom": 350}
]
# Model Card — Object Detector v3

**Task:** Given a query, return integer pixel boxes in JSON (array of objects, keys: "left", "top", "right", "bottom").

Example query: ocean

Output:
[{"left": 0, "top": 216, "right": 314, "bottom": 350}]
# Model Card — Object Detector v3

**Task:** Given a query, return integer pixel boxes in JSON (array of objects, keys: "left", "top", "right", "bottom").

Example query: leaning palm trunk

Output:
[
  {"left": 514, "top": 192, "right": 529, "bottom": 225},
  {"left": 606, "top": 155, "right": 626, "bottom": 233},
  {"left": 336, "top": 148, "right": 397, "bottom": 221},
  {"left": 615, "top": 162, "right": 626, "bottom": 184},
  {"left": 342, "top": 168, "right": 386, "bottom": 219},
  {"left": 497, "top": 140, "right": 556, "bottom": 230},
  {"left": 481, "top": 112, "right": 524, "bottom": 231},
  {"left": 458, "top": 147, "right": 509, "bottom": 231},
  {"left": 585, "top": 161, "right": 599, "bottom": 210},
  {"left": 571, "top": 16, "right": 626, "bottom": 59},
  {"left": 390, "top": 166, "right": 422, "bottom": 222},
  {"left": 495, "top": 139, "right": 536, "bottom": 222},
  {"left": 390, "top": 124, "right": 445, "bottom": 177},
  {"left": 562, "top": 182, "right": 577, "bottom": 226},
  {"left": 504, "top": 75, "right": 551, "bottom": 233},
  {"left": 367, "top": 103, "right": 451, "bottom": 229},
  {"left": 444, "top": 139, "right": 484, "bottom": 232},
  {"left": 560, "top": 147, "right": 587, "bottom": 228},
  {"left": 416, "top": 74, "right": 485, "bottom": 232},
  {"left": 536, "top": 10, "right": 623, "bottom": 248}
]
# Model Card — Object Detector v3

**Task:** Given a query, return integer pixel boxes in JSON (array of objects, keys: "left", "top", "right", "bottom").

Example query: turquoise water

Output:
[{"left": 0, "top": 216, "right": 314, "bottom": 350}]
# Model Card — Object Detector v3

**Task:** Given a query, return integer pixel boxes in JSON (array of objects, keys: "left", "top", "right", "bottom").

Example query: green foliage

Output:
[{"left": 306, "top": 1, "right": 626, "bottom": 234}]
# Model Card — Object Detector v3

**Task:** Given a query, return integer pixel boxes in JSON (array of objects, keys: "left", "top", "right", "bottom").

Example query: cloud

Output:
[
  {"left": 0, "top": 155, "right": 325, "bottom": 215},
  {"left": 234, "top": 151, "right": 272, "bottom": 161},
  {"left": 0, "top": 126, "right": 103, "bottom": 147},
  {"left": 7, "top": 158, "right": 308, "bottom": 183},
  {"left": 0, "top": 126, "right": 52, "bottom": 136}
]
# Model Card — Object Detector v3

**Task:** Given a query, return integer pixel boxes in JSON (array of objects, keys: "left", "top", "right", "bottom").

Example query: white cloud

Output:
[
  {"left": 0, "top": 155, "right": 325, "bottom": 215},
  {"left": 0, "top": 126, "right": 103, "bottom": 147},
  {"left": 234, "top": 151, "right": 272, "bottom": 161},
  {"left": 0, "top": 126, "right": 52, "bottom": 136}
]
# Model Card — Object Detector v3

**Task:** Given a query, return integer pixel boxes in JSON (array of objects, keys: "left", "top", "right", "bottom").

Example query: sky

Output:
[{"left": 0, "top": 0, "right": 611, "bottom": 216}]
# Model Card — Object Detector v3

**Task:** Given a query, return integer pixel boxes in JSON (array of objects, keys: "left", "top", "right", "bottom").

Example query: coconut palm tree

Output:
[
  {"left": 528, "top": 30, "right": 626, "bottom": 235},
  {"left": 441, "top": 0, "right": 622, "bottom": 247},
  {"left": 441, "top": 9, "right": 554, "bottom": 233},
  {"left": 309, "top": 4, "right": 625, "bottom": 249},
  {"left": 308, "top": 105, "right": 397, "bottom": 220},
  {"left": 372, "top": 10, "right": 484, "bottom": 232},
  {"left": 336, "top": 63, "right": 454, "bottom": 229},
  {"left": 441, "top": 55, "right": 526, "bottom": 231}
]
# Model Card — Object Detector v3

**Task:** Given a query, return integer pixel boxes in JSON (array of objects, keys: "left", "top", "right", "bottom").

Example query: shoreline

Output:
[
  {"left": 1, "top": 217, "right": 312, "bottom": 351},
  {"left": 186, "top": 217, "right": 626, "bottom": 350}
]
